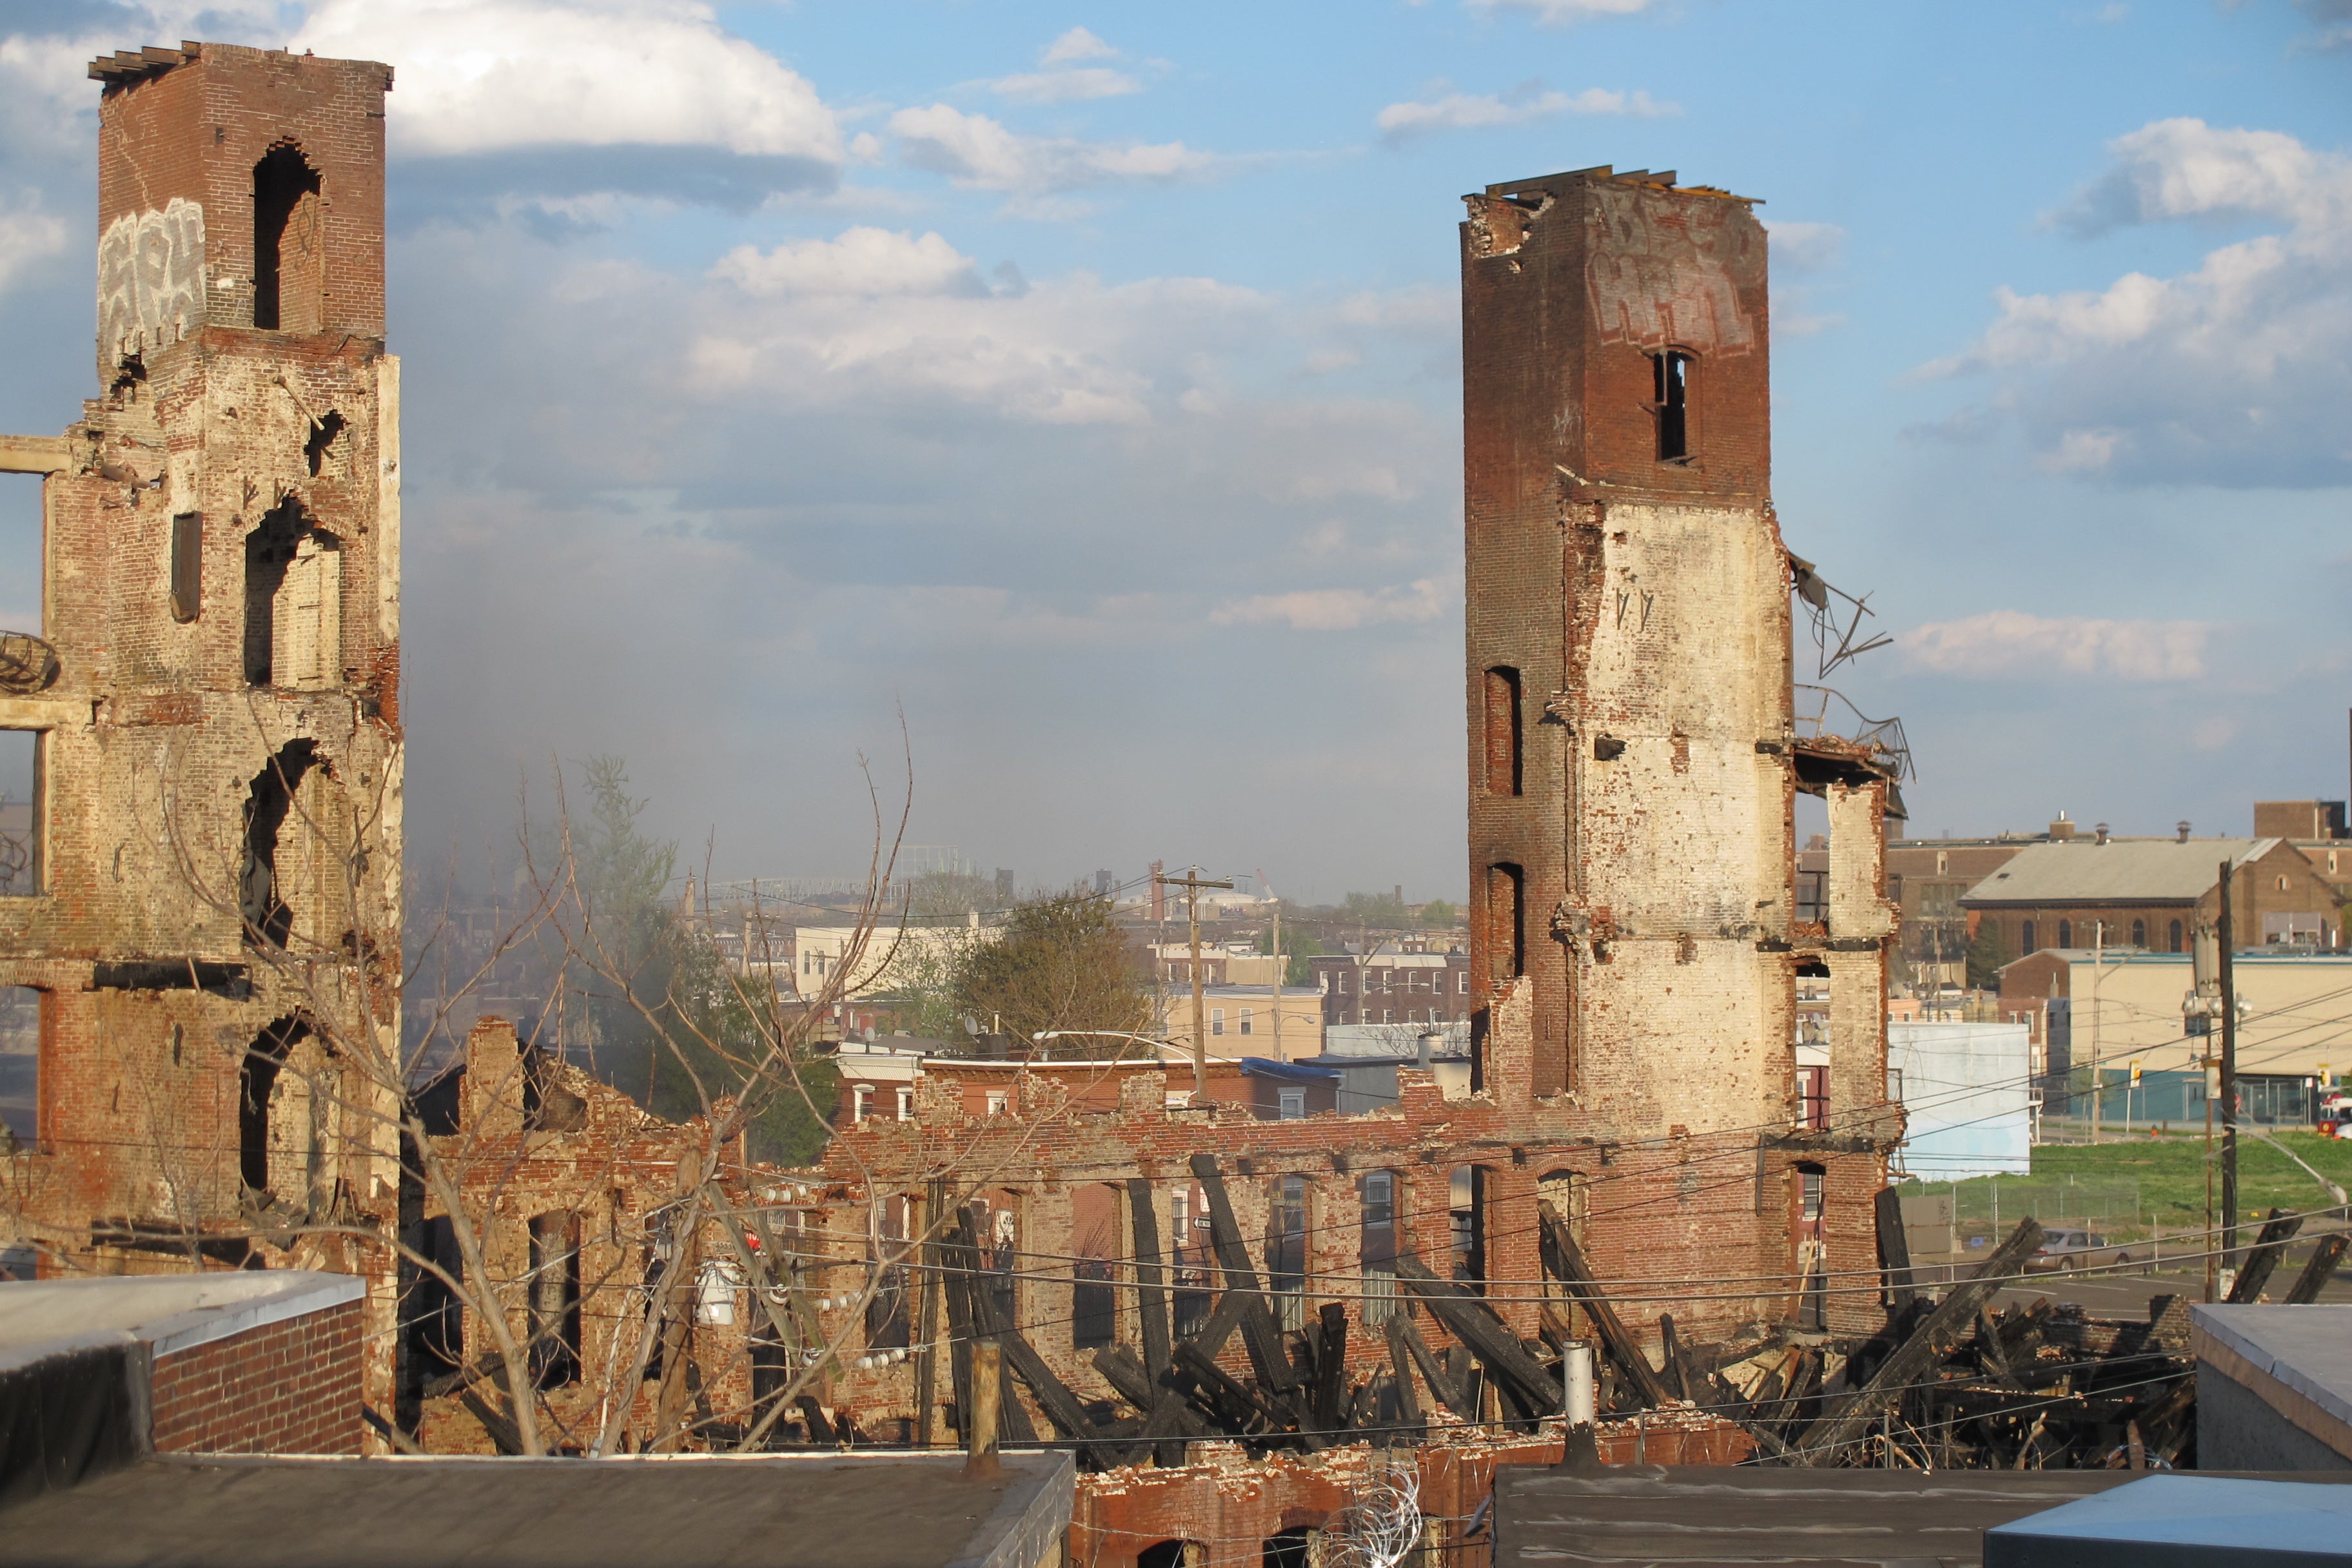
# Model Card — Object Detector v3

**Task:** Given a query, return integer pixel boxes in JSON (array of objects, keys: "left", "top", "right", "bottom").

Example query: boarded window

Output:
[
  {"left": 253, "top": 144, "right": 324, "bottom": 333},
  {"left": 1483, "top": 665, "right": 1522, "bottom": 796},
  {"left": 1486, "top": 863, "right": 1525, "bottom": 979},
  {"left": 0, "top": 985, "right": 38, "bottom": 1152},
  {"left": 0, "top": 729, "right": 39, "bottom": 896},
  {"left": 169, "top": 513, "right": 201, "bottom": 622}
]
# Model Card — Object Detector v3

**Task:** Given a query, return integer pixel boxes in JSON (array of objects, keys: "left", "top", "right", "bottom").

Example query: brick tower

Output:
[
  {"left": 0, "top": 43, "right": 402, "bottom": 1411},
  {"left": 1460, "top": 168, "right": 1897, "bottom": 1333}
]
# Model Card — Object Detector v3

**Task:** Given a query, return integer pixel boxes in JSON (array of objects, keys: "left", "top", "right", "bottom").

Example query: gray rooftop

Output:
[
  {"left": 2194, "top": 1303, "right": 2352, "bottom": 1458},
  {"left": 0, "top": 1270, "right": 362, "bottom": 1373},
  {"left": 1986, "top": 1474, "right": 2352, "bottom": 1565},
  {"left": 1493, "top": 1465, "right": 2137, "bottom": 1567},
  {"left": 2, "top": 1451, "right": 1075, "bottom": 1568},
  {"left": 1962, "top": 838, "right": 2273, "bottom": 907}
]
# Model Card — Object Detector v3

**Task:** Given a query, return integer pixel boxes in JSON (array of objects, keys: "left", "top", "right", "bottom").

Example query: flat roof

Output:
[
  {"left": 2195, "top": 1303, "right": 2352, "bottom": 1462},
  {"left": 0, "top": 1271, "right": 362, "bottom": 1373},
  {"left": 2, "top": 1450, "right": 1074, "bottom": 1568},
  {"left": 1493, "top": 1465, "right": 2135, "bottom": 1567},
  {"left": 1986, "top": 1474, "right": 2352, "bottom": 1565}
]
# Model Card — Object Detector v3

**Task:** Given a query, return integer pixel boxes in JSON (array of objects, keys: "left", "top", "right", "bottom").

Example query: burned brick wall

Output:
[{"left": 0, "top": 42, "right": 405, "bottom": 1429}]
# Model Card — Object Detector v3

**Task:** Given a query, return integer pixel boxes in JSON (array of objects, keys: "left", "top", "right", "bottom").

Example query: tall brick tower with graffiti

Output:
[{"left": 0, "top": 42, "right": 404, "bottom": 1407}]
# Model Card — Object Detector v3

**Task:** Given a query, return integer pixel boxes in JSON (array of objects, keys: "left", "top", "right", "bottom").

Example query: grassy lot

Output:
[{"left": 1896, "top": 1130, "right": 2352, "bottom": 1242}]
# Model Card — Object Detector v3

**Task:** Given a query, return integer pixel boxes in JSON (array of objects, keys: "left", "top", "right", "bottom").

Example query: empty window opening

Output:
[
  {"left": 243, "top": 498, "right": 340, "bottom": 688},
  {"left": 403, "top": 1214, "right": 465, "bottom": 1379},
  {"left": 527, "top": 1211, "right": 583, "bottom": 1388},
  {"left": 1266, "top": 1173, "right": 1308, "bottom": 1329},
  {"left": 170, "top": 513, "right": 202, "bottom": 623},
  {"left": 0, "top": 729, "right": 40, "bottom": 897},
  {"left": 303, "top": 411, "right": 345, "bottom": 478},
  {"left": 1072, "top": 1183, "right": 1119, "bottom": 1351},
  {"left": 1138, "top": 1542, "right": 1204, "bottom": 1568},
  {"left": 1359, "top": 1169, "right": 1398, "bottom": 1325},
  {"left": 1652, "top": 349, "right": 1691, "bottom": 462},
  {"left": 0, "top": 986, "right": 39, "bottom": 1153},
  {"left": 866, "top": 1193, "right": 910, "bottom": 1351},
  {"left": 1486, "top": 863, "right": 1525, "bottom": 981},
  {"left": 1796, "top": 1162, "right": 1827, "bottom": 1329},
  {"left": 974, "top": 1197, "right": 1020, "bottom": 1327},
  {"left": 1449, "top": 1164, "right": 1488, "bottom": 1288},
  {"left": 239, "top": 739, "right": 319, "bottom": 948},
  {"left": 252, "top": 143, "right": 324, "bottom": 333},
  {"left": 1483, "top": 665, "right": 1522, "bottom": 796},
  {"left": 1, "top": 474, "right": 38, "bottom": 641},
  {"left": 237, "top": 1015, "right": 311, "bottom": 1198}
]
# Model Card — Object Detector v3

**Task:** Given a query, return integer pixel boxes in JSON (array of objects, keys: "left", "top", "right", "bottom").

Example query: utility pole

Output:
[
  {"left": 1157, "top": 867, "right": 1233, "bottom": 1102},
  {"left": 1260, "top": 868, "right": 1284, "bottom": 1064},
  {"left": 2220, "top": 858, "right": 2240, "bottom": 1275},
  {"left": 2090, "top": 920, "right": 2104, "bottom": 1145}
]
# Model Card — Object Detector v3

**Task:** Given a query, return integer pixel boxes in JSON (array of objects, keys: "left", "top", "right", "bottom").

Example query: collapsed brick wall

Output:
[
  {"left": 0, "top": 41, "right": 405, "bottom": 1432},
  {"left": 148, "top": 1296, "right": 364, "bottom": 1455}
]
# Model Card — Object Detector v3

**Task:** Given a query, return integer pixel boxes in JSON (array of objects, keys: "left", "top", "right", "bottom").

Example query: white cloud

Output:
[
  {"left": 1761, "top": 219, "right": 1845, "bottom": 271},
  {"left": 1041, "top": 26, "right": 1119, "bottom": 64},
  {"left": 0, "top": 191, "right": 67, "bottom": 297},
  {"left": 696, "top": 228, "right": 1266, "bottom": 424},
  {"left": 987, "top": 68, "right": 1140, "bottom": 104},
  {"left": 291, "top": 0, "right": 843, "bottom": 161},
  {"left": 1211, "top": 576, "right": 1451, "bottom": 631},
  {"left": 1467, "top": 0, "right": 1662, "bottom": 22},
  {"left": 890, "top": 104, "right": 1220, "bottom": 199},
  {"left": 1923, "top": 119, "right": 2352, "bottom": 486},
  {"left": 1376, "top": 84, "right": 1672, "bottom": 140},
  {"left": 1899, "top": 611, "right": 2211, "bottom": 681},
  {"left": 711, "top": 228, "right": 983, "bottom": 297}
]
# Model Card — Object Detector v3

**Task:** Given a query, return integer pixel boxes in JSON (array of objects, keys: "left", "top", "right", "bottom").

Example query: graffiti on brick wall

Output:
[
  {"left": 1583, "top": 184, "right": 1754, "bottom": 355},
  {"left": 97, "top": 197, "right": 205, "bottom": 371}
]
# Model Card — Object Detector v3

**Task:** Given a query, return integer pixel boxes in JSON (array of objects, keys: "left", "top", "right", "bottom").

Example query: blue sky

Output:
[{"left": 1, "top": 0, "right": 2347, "bottom": 901}]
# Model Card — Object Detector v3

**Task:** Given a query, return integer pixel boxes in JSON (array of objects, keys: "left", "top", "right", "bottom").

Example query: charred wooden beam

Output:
[
  {"left": 1311, "top": 1301, "right": 1351, "bottom": 1433},
  {"left": 1795, "top": 1217, "right": 2044, "bottom": 1465},
  {"left": 1389, "top": 1311, "right": 1473, "bottom": 1422},
  {"left": 1127, "top": 1177, "right": 1175, "bottom": 1382},
  {"left": 1393, "top": 1255, "right": 1562, "bottom": 1414},
  {"left": 1188, "top": 1153, "right": 1302, "bottom": 1393},
  {"left": 1876, "top": 1186, "right": 1919, "bottom": 1313},
  {"left": 2288, "top": 1231, "right": 2349, "bottom": 1303},
  {"left": 2227, "top": 1210, "right": 2304, "bottom": 1303},
  {"left": 1536, "top": 1200, "right": 1675, "bottom": 1409}
]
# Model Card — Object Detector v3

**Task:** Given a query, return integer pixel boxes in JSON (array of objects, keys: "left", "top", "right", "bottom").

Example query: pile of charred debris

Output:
[{"left": 934, "top": 1155, "right": 2346, "bottom": 1473}]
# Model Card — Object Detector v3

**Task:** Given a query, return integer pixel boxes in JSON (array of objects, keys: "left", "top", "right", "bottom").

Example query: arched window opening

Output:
[
  {"left": 2020, "top": 919, "right": 2037, "bottom": 956},
  {"left": 1358, "top": 1170, "right": 1398, "bottom": 1324},
  {"left": 528, "top": 1211, "right": 583, "bottom": 1388},
  {"left": 2057, "top": 919, "right": 2073, "bottom": 950},
  {"left": 1652, "top": 349, "right": 1692, "bottom": 462},
  {"left": 1487, "top": 863, "right": 1525, "bottom": 982},
  {"left": 239, "top": 740, "right": 318, "bottom": 948},
  {"left": 1483, "top": 666, "right": 1522, "bottom": 796},
  {"left": 244, "top": 498, "right": 341, "bottom": 689},
  {"left": 238, "top": 1015, "right": 311, "bottom": 1197},
  {"left": 2132, "top": 919, "right": 2146, "bottom": 948},
  {"left": 1137, "top": 1541, "right": 1204, "bottom": 1568},
  {"left": 1072, "top": 1183, "right": 1121, "bottom": 1351},
  {"left": 2170, "top": 919, "right": 2185, "bottom": 954},
  {"left": 1263, "top": 1527, "right": 1320, "bottom": 1568},
  {"left": 252, "top": 143, "right": 323, "bottom": 333}
]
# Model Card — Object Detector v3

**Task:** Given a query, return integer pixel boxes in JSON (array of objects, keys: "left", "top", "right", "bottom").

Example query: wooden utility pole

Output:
[
  {"left": 1261, "top": 868, "right": 1284, "bottom": 1064},
  {"left": 2220, "top": 858, "right": 2241, "bottom": 1273},
  {"left": 1157, "top": 867, "right": 1233, "bottom": 1101},
  {"left": 2090, "top": 920, "right": 2105, "bottom": 1144}
]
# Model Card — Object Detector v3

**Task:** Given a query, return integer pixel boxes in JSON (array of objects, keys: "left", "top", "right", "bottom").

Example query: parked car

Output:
[{"left": 2035, "top": 1227, "right": 2135, "bottom": 1270}]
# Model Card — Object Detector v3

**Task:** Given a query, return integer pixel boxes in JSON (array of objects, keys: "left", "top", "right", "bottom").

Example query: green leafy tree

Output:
[
  {"left": 1257, "top": 921, "right": 1326, "bottom": 986},
  {"left": 1419, "top": 898, "right": 1457, "bottom": 929},
  {"left": 1342, "top": 890, "right": 1411, "bottom": 929},
  {"left": 958, "top": 890, "right": 1152, "bottom": 1050},
  {"left": 1965, "top": 919, "right": 2008, "bottom": 992}
]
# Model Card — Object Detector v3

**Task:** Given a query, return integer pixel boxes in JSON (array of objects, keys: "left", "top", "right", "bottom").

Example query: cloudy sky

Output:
[{"left": 1, "top": 0, "right": 2347, "bottom": 903}]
